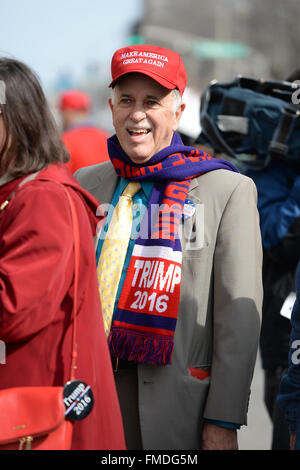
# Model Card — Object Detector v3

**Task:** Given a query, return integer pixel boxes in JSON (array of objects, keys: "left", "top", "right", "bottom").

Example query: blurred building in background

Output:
[
  {"left": 51, "top": 0, "right": 300, "bottom": 138},
  {"left": 137, "top": 0, "right": 300, "bottom": 89}
]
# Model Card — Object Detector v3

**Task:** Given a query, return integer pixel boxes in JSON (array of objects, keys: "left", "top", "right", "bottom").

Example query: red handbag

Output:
[
  {"left": 0, "top": 181, "right": 80, "bottom": 450},
  {"left": 0, "top": 387, "right": 73, "bottom": 450}
]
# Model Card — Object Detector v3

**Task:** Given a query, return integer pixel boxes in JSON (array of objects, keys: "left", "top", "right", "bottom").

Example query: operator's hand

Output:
[
  {"left": 201, "top": 423, "right": 238, "bottom": 450},
  {"left": 290, "top": 434, "right": 296, "bottom": 450}
]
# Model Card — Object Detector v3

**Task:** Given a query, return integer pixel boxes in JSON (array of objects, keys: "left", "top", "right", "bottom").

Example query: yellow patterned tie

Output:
[{"left": 97, "top": 182, "right": 142, "bottom": 337}]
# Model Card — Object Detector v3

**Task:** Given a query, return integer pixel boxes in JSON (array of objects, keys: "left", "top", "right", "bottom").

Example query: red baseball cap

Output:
[
  {"left": 109, "top": 44, "right": 187, "bottom": 96},
  {"left": 59, "top": 90, "right": 91, "bottom": 111}
]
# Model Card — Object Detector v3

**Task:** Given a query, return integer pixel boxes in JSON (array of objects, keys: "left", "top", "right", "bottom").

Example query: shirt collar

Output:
[{"left": 120, "top": 177, "right": 154, "bottom": 199}]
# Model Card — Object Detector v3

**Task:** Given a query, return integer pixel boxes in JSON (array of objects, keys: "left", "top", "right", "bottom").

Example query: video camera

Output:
[{"left": 197, "top": 76, "right": 300, "bottom": 171}]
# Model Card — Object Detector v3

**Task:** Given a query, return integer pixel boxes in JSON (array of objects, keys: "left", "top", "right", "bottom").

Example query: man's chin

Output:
[{"left": 127, "top": 151, "right": 153, "bottom": 165}]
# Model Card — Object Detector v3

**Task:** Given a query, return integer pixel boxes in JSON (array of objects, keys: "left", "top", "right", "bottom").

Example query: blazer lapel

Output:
[
  {"left": 189, "top": 177, "right": 199, "bottom": 193},
  {"left": 89, "top": 162, "right": 119, "bottom": 205}
]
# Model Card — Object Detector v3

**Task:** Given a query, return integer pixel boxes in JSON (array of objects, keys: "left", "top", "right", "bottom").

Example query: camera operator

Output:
[{"left": 196, "top": 71, "right": 300, "bottom": 450}]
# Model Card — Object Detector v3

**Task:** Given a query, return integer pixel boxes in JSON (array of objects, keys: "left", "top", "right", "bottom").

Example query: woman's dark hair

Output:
[{"left": 0, "top": 58, "right": 69, "bottom": 176}]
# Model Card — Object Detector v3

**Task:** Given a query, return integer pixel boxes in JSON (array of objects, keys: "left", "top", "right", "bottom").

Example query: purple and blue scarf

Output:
[{"left": 107, "top": 132, "right": 238, "bottom": 365}]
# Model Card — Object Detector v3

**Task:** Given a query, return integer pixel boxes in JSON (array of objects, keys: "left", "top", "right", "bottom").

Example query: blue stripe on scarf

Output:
[{"left": 114, "top": 308, "right": 177, "bottom": 331}]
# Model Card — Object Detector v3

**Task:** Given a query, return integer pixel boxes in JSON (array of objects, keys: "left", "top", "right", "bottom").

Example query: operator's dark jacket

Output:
[{"left": 247, "top": 161, "right": 300, "bottom": 370}]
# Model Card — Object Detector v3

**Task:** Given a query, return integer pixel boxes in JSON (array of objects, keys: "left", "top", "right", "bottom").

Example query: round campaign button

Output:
[
  {"left": 63, "top": 380, "right": 94, "bottom": 421},
  {"left": 182, "top": 198, "right": 196, "bottom": 220}
]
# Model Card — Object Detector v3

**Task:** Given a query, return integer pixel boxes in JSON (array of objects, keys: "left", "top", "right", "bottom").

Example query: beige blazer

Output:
[{"left": 75, "top": 161, "right": 263, "bottom": 450}]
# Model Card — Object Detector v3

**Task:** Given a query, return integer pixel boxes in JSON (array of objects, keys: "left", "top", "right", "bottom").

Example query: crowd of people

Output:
[{"left": 0, "top": 43, "right": 299, "bottom": 451}]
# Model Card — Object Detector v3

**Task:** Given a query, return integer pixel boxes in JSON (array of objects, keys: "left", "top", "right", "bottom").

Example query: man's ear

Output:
[
  {"left": 108, "top": 97, "right": 113, "bottom": 112},
  {"left": 173, "top": 102, "right": 186, "bottom": 132}
]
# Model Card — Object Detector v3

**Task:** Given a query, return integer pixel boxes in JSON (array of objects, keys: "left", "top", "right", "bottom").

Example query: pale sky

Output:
[{"left": 0, "top": 0, "right": 143, "bottom": 90}]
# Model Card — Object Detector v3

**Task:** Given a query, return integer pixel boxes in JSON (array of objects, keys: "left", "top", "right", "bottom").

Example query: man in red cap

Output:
[
  {"left": 59, "top": 90, "right": 109, "bottom": 173},
  {"left": 75, "top": 44, "right": 262, "bottom": 450}
]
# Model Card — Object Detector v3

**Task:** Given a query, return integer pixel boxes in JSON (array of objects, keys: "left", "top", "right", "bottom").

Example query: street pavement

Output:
[{"left": 238, "top": 356, "right": 273, "bottom": 450}]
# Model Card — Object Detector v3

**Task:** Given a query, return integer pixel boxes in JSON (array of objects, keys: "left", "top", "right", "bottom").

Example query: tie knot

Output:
[{"left": 122, "top": 182, "right": 141, "bottom": 199}]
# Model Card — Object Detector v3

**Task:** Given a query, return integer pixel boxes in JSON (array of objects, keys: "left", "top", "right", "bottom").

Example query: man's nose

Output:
[{"left": 129, "top": 106, "right": 147, "bottom": 122}]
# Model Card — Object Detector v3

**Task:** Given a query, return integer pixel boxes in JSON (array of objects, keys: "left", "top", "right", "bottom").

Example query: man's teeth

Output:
[{"left": 128, "top": 129, "right": 150, "bottom": 135}]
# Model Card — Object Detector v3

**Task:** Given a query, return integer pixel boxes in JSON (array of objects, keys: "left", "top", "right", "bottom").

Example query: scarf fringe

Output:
[{"left": 108, "top": 327, "right": 174, "bottom": 365}]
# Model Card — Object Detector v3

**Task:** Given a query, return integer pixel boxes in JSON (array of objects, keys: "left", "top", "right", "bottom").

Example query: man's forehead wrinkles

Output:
[{"left": 116, "top": 87, "right": 172, "bottom": 105}]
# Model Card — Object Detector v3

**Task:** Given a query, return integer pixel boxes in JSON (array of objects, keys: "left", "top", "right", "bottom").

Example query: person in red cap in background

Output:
[
  {"left": 59, "top": 90, "right": 109, "bottom": 174},
  {"left": 74, "top": 44, "right": 262, "bottom": 450}
]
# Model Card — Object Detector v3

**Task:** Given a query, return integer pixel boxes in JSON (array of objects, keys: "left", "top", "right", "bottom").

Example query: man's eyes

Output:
[
  {"left": 146, "top": 100, "right": 159, "bottom": 106},
  {"left": 118, "top": 98, "right": 159, "bottom": 106}
]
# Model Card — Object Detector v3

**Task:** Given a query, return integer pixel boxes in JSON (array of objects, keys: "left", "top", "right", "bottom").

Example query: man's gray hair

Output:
[{"left": 172, "top": 88, "right": 182, "bottom": 113}]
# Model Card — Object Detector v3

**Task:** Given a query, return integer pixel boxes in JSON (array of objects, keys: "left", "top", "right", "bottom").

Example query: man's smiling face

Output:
[{"left": 109, "top": 73, "right": 185, "bottom": 165}]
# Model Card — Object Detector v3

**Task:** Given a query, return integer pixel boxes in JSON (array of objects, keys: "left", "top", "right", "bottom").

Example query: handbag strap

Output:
[
  {"left": 0, "top": 172, "right": 41, "bottom": 211},
  {"left": 60, "top": 185, "right": 80, "bottom": 382},
  {"left": 0, "top": 172, "right": 80, "bottom": 382}
]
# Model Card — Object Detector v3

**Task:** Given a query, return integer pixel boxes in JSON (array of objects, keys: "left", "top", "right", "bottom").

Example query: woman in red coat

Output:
[{"left": 0, "top": 58, "right": 125, "bottom": 450}]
